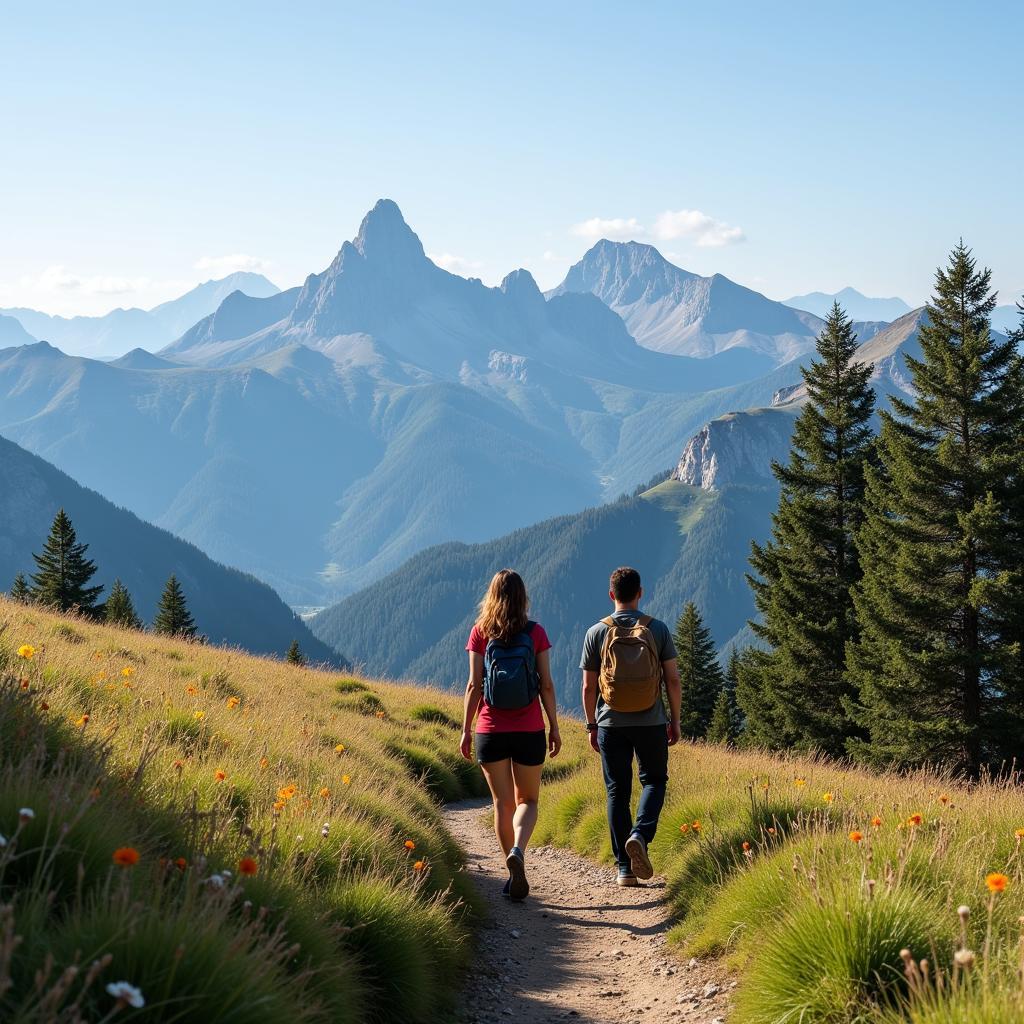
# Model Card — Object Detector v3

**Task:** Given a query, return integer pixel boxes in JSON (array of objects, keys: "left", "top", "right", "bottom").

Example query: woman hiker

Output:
[{"left": 460, "top": 569, "right": 561, "bottom": 900}]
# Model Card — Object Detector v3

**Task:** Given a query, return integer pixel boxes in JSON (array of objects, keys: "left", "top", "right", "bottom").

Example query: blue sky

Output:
[{"left": 3, "top": 1, "right": 1022, "bottom": 316}]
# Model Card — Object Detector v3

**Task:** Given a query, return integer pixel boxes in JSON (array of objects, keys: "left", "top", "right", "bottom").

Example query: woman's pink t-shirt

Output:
[{"left": 467, "top": 622, "right": 551, "bottom": 733}]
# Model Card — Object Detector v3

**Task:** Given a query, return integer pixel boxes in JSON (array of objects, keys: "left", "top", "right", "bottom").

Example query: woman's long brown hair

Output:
[{"left": 477, "top": 569, "right": 530, "bottom": 641}]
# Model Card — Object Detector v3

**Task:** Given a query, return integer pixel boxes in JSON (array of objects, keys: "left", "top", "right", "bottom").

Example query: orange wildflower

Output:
[
  {"left": 908, "top": 813, "right": 923, "bottom": 827},
  {"left": 112, "top": 846, "right": 140, "bottom": 867},
  {"left": 334, "top": 743, "right": 346, "bottom": 754},
  {"left": 272, "top": 800, "right": 285, "bottom": 812},
  {"left": 939, "top": 793, "right": 950, "bottom": 805},
  {"left": 986, "top": 872, "right": 1009, "bottom": 894},
  {"left": 319, "top": 787, "right": 330, "bottom": 798},
  {"left": 259, "top": 756, "right": 269, "bottom": 770},
  {"left": 238, "top": 856, "right": 259, "bottom": 877},
  {"left": 226, "top": 696, "right": 240, "bottom": 709},
  {"left": 679, "top": 823, "right": 690, "bottom": 834},
  {"left": 766, "top": 827, "right": 776, "bottom": 836},
  {"left": 277, "top": 784, "right": 297, "bottom": 800},
  {"left": 121, "top": 666, "right": 135, "bottom": 678},
  {"left": 175, "top": 857, "right": 187, "bottom": 871},
  {"left": 186, "top": 685, "right": 198, "bottom": 696},
  {"left": 692, "top": 820, "right": 702, "bottom": 832},
  {"left": 404, "top": 839, "right": 416, "bottom": 851},
  {"left": 17, "top": 644, "right": 35, "bottom": 660},
  {"left": 741, "top": 841, "right": 751, "bottom": 851},
  {"left": 413, "top": 860, "right": 426, "bottom": 871},
  {"left": 341, "top": 774, "right": 352, "bottom": 786},
  {"left": 823, "top": 792, "right": 834, "bottom": 803},
  {"left": 1014, "top": 828, "right": 1024, "bottom": 840},
  {"left": 74, "top": 713, "right": 89, "bottom": 728},
  {"left": 214, "top": 770, "right": 227, "bottom": 781},
  {"left": 871, "top": 816, "right": 883, "bottom": 827},
  {"left": 849, "top": 830, "right": 864, "bottom": 843}
]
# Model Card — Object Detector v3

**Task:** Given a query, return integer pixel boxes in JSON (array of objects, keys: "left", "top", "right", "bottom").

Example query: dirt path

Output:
[{"left": 445, "top": 799, "right": 734, "bottom": 1024}]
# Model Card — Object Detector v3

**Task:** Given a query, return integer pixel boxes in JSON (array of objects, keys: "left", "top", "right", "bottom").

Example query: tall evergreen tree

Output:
[
  {"left": 153, "top": 574, "right": 197, "bottom": 638},
  {"left": 286, "top": 640, "right": 305, "bottom": 666},
  {"left": 9, "top": 572, "right": 30, "bottom": 602},
  {"left": 105, "top": 578, "right": 143, "bottom": 631},
  {"left": 740, "top": 303, "right": 876, "bottom": 755},
  {"left": 706, "top": 649, "right": 741, "bottom": 745},
  {"left": 29, "top": 509, "right": 103, "bottom": 616},
  {"left": 847, "top": 244, "right": 1024, "bottom": 774},
  {"left": 674, "top": 602, "right": 724, "bottom": 738}
]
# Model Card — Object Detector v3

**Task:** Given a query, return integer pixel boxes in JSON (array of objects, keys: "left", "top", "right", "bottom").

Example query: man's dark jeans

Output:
[{"left": 597, "top": 724, "right": 669, "bottom": 869}]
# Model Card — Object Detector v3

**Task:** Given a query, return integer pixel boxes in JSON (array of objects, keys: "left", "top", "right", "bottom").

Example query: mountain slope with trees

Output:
[{"left": 0, "top": 434, "right": 340, "bottom": 662}]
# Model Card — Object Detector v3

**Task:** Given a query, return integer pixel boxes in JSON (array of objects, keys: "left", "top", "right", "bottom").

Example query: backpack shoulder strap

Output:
[
  {"left": 601, "top": 616, "right": 616, "bottom": 627},
  {"left": 636, "top": 613, "right": 653, "bottom": 628}
]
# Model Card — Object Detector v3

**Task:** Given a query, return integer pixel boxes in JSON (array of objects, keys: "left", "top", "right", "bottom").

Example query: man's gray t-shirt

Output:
[{"left": 580, "top": 609, "right": 677, "bottom": 727}]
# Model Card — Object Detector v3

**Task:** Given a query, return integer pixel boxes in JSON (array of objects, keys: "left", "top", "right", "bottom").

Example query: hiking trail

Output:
[{"left": 445, "top": 799, "right": 734, "bottom": 1024}]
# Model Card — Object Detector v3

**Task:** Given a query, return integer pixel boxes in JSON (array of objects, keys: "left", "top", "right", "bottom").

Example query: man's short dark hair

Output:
[{"left": 609, "top": 566, "right": 641, "bottom": 602}]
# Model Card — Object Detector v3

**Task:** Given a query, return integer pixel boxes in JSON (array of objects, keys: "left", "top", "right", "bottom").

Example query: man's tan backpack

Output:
[{"left": 598, "top": 614, "right": 662, "bottom": 712}]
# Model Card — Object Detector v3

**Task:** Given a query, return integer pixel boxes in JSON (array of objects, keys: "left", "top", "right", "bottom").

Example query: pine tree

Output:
[
  {"left": 105, "top": 578, "right": 143, "bottom": 630},
  {"left": 674, "top": 602, "right": 724, "bottom": 738},
  {"left": 706, "top": 649, "right": 741, "bottom": 745},
  {"left": 847, "top": 244, "right": 1024, "bottom": 775},
  {"left": 741, "top": 303, "right": 876, "bottom": 755},
  {"left": 153, "top": 574, "right": 197, "bottom": 638},
  {"left": 9, "top": 572, "right": 30, "bottom": 602},
  {"left": 29, "top": 509, "right": 103, "bottom": 616},
  {"left": 286, "top": 640, "right": 305, "bottom": 666}
]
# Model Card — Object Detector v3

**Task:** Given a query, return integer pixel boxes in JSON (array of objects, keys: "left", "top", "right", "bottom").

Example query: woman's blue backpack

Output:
[{"left": 483, "top": 622, "right": 540, "bottom": 709}]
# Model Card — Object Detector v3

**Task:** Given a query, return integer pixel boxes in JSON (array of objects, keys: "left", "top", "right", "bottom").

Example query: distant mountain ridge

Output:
[
  {"left": 547, "top": 239, "right": 885, "bottom": 364},
  {"left": 783, "top": 286, "right": 912, "bottom": 323},
  {"left": 0, "top": 433, "right": 340, "bottom": 663},
  {"left": 1, "top": 272, "right": 280, "bottom": 359}
]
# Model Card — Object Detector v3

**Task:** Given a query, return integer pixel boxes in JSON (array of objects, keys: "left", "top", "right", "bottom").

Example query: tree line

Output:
[
  {"left": 674, "top": 243, "right": 1024, "bottom": 777},
  {"left": 6, "top": 508, "right": 308, "bottom": 665}
]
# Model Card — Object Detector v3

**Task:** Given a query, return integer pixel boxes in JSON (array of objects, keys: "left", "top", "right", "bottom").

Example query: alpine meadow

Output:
[{"left": 3, "top": 4, "right": 1024, "bottom": 1023}]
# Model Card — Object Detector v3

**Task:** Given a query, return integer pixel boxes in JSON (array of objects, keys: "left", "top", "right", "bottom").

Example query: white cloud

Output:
[
  {"left": 194, "top": 253, "right": 270, "bottom": 275},
  {"left": 568, "top": 209, "right": 745, "bottom": 248},
  {"left": 569, "top": 217, "right": 645, "bottom": 241},
  {"left": 427, "top": 252, "right": 484, "bottom": 276},
  {"left": 17, "top": 265, "right": 153, "bottom": 296},
  {"left": 651, "top": 209, "right": 745, "bottom": 247}
]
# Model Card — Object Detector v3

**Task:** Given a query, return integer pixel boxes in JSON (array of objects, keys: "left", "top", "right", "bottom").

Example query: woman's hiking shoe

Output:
[
  {"left": 616, "top": 868, "right": 639, "bottom": 887},
  {"left": 625, "top": 832, "right": 654, "bottom": 880},
  {"left": 506, "top": 846, "right": 529, "bottom": 901}
]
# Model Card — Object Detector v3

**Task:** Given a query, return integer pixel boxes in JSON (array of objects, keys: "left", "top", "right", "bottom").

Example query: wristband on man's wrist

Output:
[{"left": 585, "top": 723, "right": 599, "bottom": 732}]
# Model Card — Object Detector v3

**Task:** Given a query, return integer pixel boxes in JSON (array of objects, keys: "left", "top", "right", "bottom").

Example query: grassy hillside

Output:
[
  {"left": 0, "top": 597, "right": 487, "bottom": 1023},
  {"left": 0, "top": 434, "right": 340, "bottom": 662},
  {"left": 312, "top": 479, "right": 777, "bottom": 708},
  {"left": 535, "top": 736, "right": 1024, "bottom": 1023}
]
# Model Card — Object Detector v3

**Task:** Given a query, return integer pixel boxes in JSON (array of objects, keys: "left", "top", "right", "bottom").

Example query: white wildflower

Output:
[
  {"left": 106, "top": 981, "right": 145, "bottom": 1008},
  {"left": 18, "top": 808, "right": 35, "bottom": 821}
]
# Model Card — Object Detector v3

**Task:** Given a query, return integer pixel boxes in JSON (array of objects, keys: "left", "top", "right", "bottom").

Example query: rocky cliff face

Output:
[{"left": 672, "top": 408, "right": 798, "bottom": 489}]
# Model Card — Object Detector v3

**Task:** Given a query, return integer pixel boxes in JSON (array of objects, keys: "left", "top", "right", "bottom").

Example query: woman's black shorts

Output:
[{"left": 475, "top": 729, "right": 546, "bottom": 766}]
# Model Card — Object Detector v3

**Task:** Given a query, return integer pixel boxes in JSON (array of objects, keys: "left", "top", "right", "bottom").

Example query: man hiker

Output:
[{"left": 580, "top": 566, "right": 682, "bottom": 886}]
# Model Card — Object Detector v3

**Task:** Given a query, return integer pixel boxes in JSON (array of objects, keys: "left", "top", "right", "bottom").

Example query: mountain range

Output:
[
  {"left": 0, "top": 434, "right": 339, "bottom": 662},
  {"left": 1, "top": 272, "right": 279, "bottom": 359},
  {"left": 0, "top": 201, "right": 849, "bottom": 606},
  {"left": 782, "top": 286, "right": 912, "bottom": 323}
]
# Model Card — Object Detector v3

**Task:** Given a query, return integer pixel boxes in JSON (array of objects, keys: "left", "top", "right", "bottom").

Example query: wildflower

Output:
[
  {"left": 413, "top": 860, "right": 426, "bottom": 871},
  {"left": 871, "top": 816, "right": 883, "bottom": 828},
  {"left": 1014, "top": 828, "right": 1024, "bottom": 840},
  {"left": 186, "top": 685, "right": 198, "bottom": 695},
  {"left": 19, "top": 678, "right": 29, "bottom": 690},
  {"left": 822, "top": 792, "right": 834, "bottom": 803},
  {"left": 112, "top": 846, "right": 140, "bottom": 867},
  {"left": 18, "top": 808, "right": 35, "bottom": 822},
  {"left": 341, "top": 774, "right": 352, "bottom": 786},
  {"left": 321, "top": 822, "right": 330, "bottom": 838},
  {"left": 226, "top": 696, "right": 240, "bottom": 709},
  {"left": 954, "top": 948, "right": 976, "bottom": 969},
  {"left": 334, "top": 743, "right": 346, "bottom": 753},
  {"left": 908, "top": 813, "right": 923, "bottom": 827},
  {"left": 767, "top": 827, "right": 776, "bottom": 836},
  {"left": 277, "top": 784, "right": 297, "bottom": 800},
  {"left": 741, "top": 841, "right": 751, "bottom": 851},
  {"left": 849, "top": 831, "right": 864, "bottom": 843},
  {"left": 986, "top": 872, "right": 1010, "bottom": 894},
  {"left": 939, "top": 793, "right": 950, "bottom": 805},
  {"left": 238, "top": 857, "right": 258, "bottom": 876},
  {"left": 259, "top": 756, "right": 269, "bottom": 770},
  {"left": 193, "top": 710, "right": 205, "bottom": 720},
  {"left": 404, "top": 839, "right": 416, "bottom": 851},
  {"left": 679, "top": 823, "right": 690, "bottom": 834},
  {"left": 692, "top": 820, "right": 702, "bottom": 832},
  {"left": 794, "top": 777, "right": 806, "bottom": 787},
  {"left": 17, "top": 644, "right": 35, "bottom": 660},
  {"left": 173, "top": 760, "right": 184, "bottom": 771},
  {"left": 207, "top": 873, "right": 226, "bottom": 889},
  {"left": 175, "top": 857, "right": 187, "bottom": 871},
  {"left": 74, "top": 713, "right": 90, "bottom": 727},
  {"left": 121, "top": 666, "right": 135, "bottom": 678},
  {"left": 319, "top": 786, "right": 330, "bottom": 798},
  {"left": 272, "top": 800, "right": 285, "bottom": 812},
  {"left": 40, "top": 701, "right": 49, "bottom": 711},
  {"left": 214, "top": 770, "right": 227, "bottom": 781},
  {"left": 375, "top": 710, "right": 386, "bottom": 719},
  {"left": 106, "top": 981, "right": 145, "bottom": 1009}
]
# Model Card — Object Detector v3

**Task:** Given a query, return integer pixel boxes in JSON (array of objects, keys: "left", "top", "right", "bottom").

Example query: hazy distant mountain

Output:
[
  {"left": 992, "top": 298, "right": 1022, "bottom": 335},
  {"left": 547, "top": 239, "right": 881, "bottom": 364},
  {"left": 0, "top": 202, "right": 800, "bottom": 605},
  {"left": 783, "top": 286, "right": 911, "bottom": 323},
  {"left": 0, "top": 314, "right": 36, "bottom": 349},
  {"left": 0, "top": 433, "right": 340, "bottom": 663},
  {"left": 1, "top": 272, "right": 280, "bottom": 359}
]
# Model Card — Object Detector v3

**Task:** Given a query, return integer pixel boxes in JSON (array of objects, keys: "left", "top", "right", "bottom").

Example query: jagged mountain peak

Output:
[{"left": 352, "top": 198, "right": 425, "bottom": 263}]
